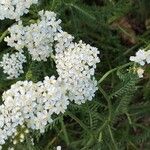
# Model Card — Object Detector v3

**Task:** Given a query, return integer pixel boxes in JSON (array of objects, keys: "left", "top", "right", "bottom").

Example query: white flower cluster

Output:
[
  {"left": 0, "top": 76, "right": 69, "bottom": 147},
  {"left": 130, "top": 49, "right": 150, "bottom": 66},
  {"left": 5, "top": 11, "right": 61, "bottom": 61},
  {"left": 0, "top": 7, "right": 100, "bottom": 149},
  {"left": 0, "top": 31, "right": 100, "bottom": 146},
  {"left": 0, "top": 51, "right": 26, "bottom": 79},
  {"left": 4, "top": 22, "right": 26, "bottom": 50},
  {"left": 0, "top": 0, "right": 38, "bottom": 20},
  {"left": 130, "top": 49, "right": 150, "bottom": 78},
  {"left": 55, "top": 32, "right": 100, "bottom": 104},
  {"left": 56, "top": 146, "right": 61, "bottom": 150}
]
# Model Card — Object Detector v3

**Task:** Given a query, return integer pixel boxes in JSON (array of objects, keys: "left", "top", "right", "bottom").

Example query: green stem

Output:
[
  {"left": 126, "top": 113, "right": 132, "bottom": 124},
  {"left": 60, "top": 116, "right": 70, "bottom": 146},
  {"left": 98, "top": 120, "right": 109, "bottom": 133},
  {"left": 98, "top": 86, "right": 112, "bottom": 121},
  {"left": 144, "top": 42, "right": 150, "bottom": 50},
  {"left": 67, "top": 111, "right": 92, "bottom": 136},
  {"left": 0, "top": 29, "right": 8, "bottom": 43},
  {"left": 46, "top": 129, "right": 62, "bottom": 149},
  {"left": 98, "top": 86, "right": 115, "bottom": 145},
  {"left": 108, "top": 125, "right": 118, "bottom": 150},
  {"left": 133, "top": 123, "right": 149, "bottom": 131},
  {"left": 118, "top": 25, "right": 135, "bottom": 40},
  {"left": 64, "top": 2, "right": 96, "bottom": 21},
  {"left": 129, "top": 141, "right": 138, "bottom": 150},
  {"left": 98, "top": 62, "right": 133, "bottom": 84}
]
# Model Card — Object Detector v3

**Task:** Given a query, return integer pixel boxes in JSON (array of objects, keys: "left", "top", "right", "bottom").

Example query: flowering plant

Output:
[
  {"left": 0, "top": 1, "right": 100, "bottom": 149},
  {"left": 0, "top": 0, "right": 149, "bottom": 150}
]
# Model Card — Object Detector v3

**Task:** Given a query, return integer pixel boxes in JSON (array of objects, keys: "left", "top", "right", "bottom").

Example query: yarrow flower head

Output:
[
  {"left": 130, "top": 49, "right": 147, "bottom": 66},
  {"left": 0, "top": 50, "right": 26, "bottom": 79},
  {"left": 5, "top": 10, "right": 62, "bottom": 61},
  {"left": 130, "top": 49, "right": 150, "bottom": 66},
  {"left": 0, "top": 76, "right": 70, "bottom": 146},
  {"left": 55, "top": 31, "right": 100, "bottom": 104},
  {"left": 130, "top": 49, "right": 150, "bottom": 78},
  {"left": 0, "top": 0, "right": 38, "bottom": 20}
]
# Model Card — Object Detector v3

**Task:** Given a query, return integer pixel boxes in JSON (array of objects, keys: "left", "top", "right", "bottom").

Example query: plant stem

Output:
[
  {"left": 108, "top": 125, "right": 118, "bottom": 150},
  {"left": 67, "top": 111, "right": 92, "bottom": 136},
  {"left": 98, "top": 62, "right": 133, "bottom": 84},
  {"left": 126, "top": 112, "right": 132, "bottom": 124},
  {"left": 60, "top": 116, "right": 70, "bottom": 146},
  {"left": 46, "top": 129, "right": 62, "bottom": 149},
  {"left": 64, "top": 2, "right": 96, "bottom": 21},
  {"left": 98, "top": 86, "right": 112, "bottom": 121},
  {"left": 0, "top": 29, "right": 8, "bottom": 43}
]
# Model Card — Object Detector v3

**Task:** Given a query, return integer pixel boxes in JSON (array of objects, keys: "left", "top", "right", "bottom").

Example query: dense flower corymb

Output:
[
  {"left": 0, "top": 51, "right": 26, "bottom": 79},
  {"left": 0, "top": 76, "right": 69, "bottom": 146},
  {"left": 55, "top": 31, "right": 100, "bottom": 104},
  {"left": 0, "top": 0, "right": 38, "bottom": 20},
  {"left": 130, "top": 49, "right": 150, "bottom": 78},
  {"left": 5, "top": 11, "right": 62, "bottom": 61},
  {"left": 130, "top": 49, "right": 150, "bottom": 65},
  {"left": 130, "top": 49, "right": 147, "bottom": 66}
]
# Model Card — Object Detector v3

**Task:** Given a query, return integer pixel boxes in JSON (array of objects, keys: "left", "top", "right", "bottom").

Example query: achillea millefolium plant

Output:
[{"left": 0, "top": 0, "right": 150, "bottom": 150}]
